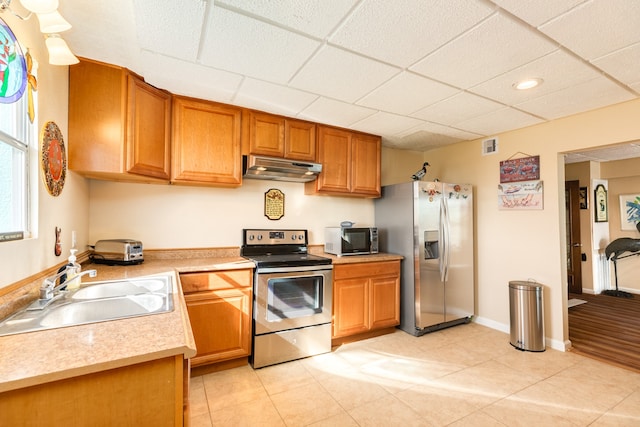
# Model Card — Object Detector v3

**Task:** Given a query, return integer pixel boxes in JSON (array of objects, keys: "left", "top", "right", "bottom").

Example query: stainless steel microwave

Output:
[{"left": 324, "top": 227, "right": 378, "bottom": 256}]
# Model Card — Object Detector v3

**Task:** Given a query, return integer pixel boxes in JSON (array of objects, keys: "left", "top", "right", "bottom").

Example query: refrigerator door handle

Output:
[{"left": 441, "top": 197, "right": 451, "bottom": 283}]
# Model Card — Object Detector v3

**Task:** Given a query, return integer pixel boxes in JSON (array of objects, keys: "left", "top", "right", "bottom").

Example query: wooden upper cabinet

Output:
[
  {"left": 306, "top": 125, "right": 381, "bottom": 197},
  {"left": 248, "top": 111, "right": 316, "bottom": 161},
  {"left": 351, "top": 132, "right": 381, "bottom": 196},
  {"left": 171, "top": 96, "right": 242, "bottom": 187},
  {"left": 68, "top": 58, "right": 171, "bottom": 182},
  {"left": 284, "top": 119, "right": 316, "bottom": 161}
]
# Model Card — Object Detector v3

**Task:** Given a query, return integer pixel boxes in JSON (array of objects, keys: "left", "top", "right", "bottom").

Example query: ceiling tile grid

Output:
[
  {"left": 356, "top": 72, "right": 459, "bottom": 116},
  {"left": 410, "top": 12, "right": 557, "bottom": 89},
  {"left": 59, "top": 0, "right": 640, "bottom": 154},
  {"left": 538, "top": 0, "right": 640, "bottom": 61},
  {"left": 328, "top": 0, "right": 495, "bottom": 67},
  {"left": 288, "top": 45, "right": 399, "bottom": 103},
  {"left": 199, "top": 7, "right": 321, "bottom": 84},
  {"left": 298, "top": 97, "right": 377, "bottom": 128},
  {"left": 132, "top": 0, "right": 206, "bottom": 62},
  {"left": 215, "top": 0, "right": 359, "bottom": 39},
  {"left": 139, "top": 51, "right": 243, "bottom": 103}
]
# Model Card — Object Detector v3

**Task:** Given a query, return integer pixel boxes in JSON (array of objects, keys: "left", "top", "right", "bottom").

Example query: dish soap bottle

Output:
[{"left": 65, "top": 232, "right": 82, "bottom": 290}]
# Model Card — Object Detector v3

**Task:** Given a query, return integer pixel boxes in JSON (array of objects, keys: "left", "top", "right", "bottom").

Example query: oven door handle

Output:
[{"left": 256, "top": 265, "right": 333, "bottom": 274}]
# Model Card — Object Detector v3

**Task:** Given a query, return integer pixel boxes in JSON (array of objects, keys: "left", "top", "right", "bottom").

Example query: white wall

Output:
[
  {"left": 88, "top": 179, "right": 374, "bottom": 249},
  {"left": 0, "top": 14, "right": 89, "bottom": 288},
  {"left": 382, "top": 98, "right": 640, "bottom": 350}
]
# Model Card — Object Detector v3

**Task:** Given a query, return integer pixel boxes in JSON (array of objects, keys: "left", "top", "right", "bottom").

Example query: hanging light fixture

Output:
[
  {"left": 20, "top": 0, "right": 58, "bottom": 14},
  {"left": 37, "top": 10, "right": 70, "bottom": 33},
  {"left": 0, "top": 0, "right": 77, "bottom": 66},
  {"left": 45, "top": 33, "right": 78, "bottom": 65}
]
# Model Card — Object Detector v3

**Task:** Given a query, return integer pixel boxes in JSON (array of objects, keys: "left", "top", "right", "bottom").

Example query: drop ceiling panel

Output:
[
  {"left": 59, "top": 0, "right": 140, "bottom": 70},
  {"left": 592, "top": 43, "right": 640, "bottom": 88},
  {"left": 490, "top": 0, "right": 585, "bottom": 27},
  {"left": 133, "top": 0, "right": 206, "bottom": 62},
  {"left": 234, "top": 79, "right": 319, "bottom": 117},
  {"left": 539, "top": 0, "right": 640, "bottom": 60},
  {"left": 470, "top": 50, "right": 602, "bottom": 106},
  {"left": 455, "top": 107, "right": 543, "bottom": 136},
  {"left": 387, "top": 130, "right": 465, "bottom": 151},
  {"left": 60, "top": 0, "right": 640, "bottom": 153},
  {"left": 329, "top": 0, "right": 495, "bottom": 67},
  {"left": 350, "top": 112, "right": 425, "bottom": 136},
  {"left": 298, "top": 97, "right": 377, "bottom": 128},
  {"left": 199, "top": 7, "right": 321, "bottom": 84},
  {"left": 139, "top": 51, "right": 242, "bottom": 103},
  {"left": 410, "top": 12, "right": 557, "bottom": 89},
  {"left": 215, "top": 0, "right": 359, "bottom": 38},
  {"left": 289, "top": 45, "right": 399, "bottom": 103},
  {"left": 356, "top": 72, "right": 459, "bottom": 115},
  {"left": 515, "top": 76, "right": 635, "bottom": 120},
  {"left": 564, "top": 143, "right": 640, "bottom": 163},
  {"left": 411, "top": 92, "right": 504, "bottom": 126}
]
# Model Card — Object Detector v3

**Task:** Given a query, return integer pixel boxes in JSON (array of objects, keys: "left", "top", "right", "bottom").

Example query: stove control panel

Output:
[{"left": 244, "top": 229, "right": 308, "bottom": 246}]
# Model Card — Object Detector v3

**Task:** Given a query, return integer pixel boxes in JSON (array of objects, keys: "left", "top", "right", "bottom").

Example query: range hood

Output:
[{"left": 243, "top": 155, "right": 322, "bottom": 182}]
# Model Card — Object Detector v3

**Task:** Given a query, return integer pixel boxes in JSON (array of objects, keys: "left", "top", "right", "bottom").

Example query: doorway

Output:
[{"left": 565, "top": 180, "right": 583, "bottom": 295}]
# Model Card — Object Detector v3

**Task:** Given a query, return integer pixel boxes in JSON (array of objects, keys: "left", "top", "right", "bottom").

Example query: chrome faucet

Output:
[{"left": 27, "top": 267, "right": 97, "bottom": 311}]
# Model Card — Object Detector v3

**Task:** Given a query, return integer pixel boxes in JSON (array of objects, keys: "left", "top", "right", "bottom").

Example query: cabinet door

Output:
[
  {"left": 332, "top": 278, "right": 369, "bottom": 338},
  {"left": 311, "top": 126, "right": 351, "bottom": 194},
  {"left": 370, "top": 275, "right": 400, "bottom": 330},
  {"left": 126, "top": 75, "right": 171, "bottom": 180},
  {"left": 185, "top": 289, "right": 252, "bottom": 366},
  {"left": 284, "top": 120, "right": 316, "bottom": 161},
  {"left": 249, "top": 112, "right": 285, "bottom": 157},
  {"left": 171, "top": 97, "right": 242, "bottom": 186},
  {"left": 351, "top": 133, "right": 381, "bottom": 197},
  {"left": 69, "top": 60, "right": 127, "bottom": 175}
]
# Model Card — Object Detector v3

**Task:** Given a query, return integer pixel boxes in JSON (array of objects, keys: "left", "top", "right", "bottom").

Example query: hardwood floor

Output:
[{"left": 568, "top": 292, "right": 640, "bottom": 372}]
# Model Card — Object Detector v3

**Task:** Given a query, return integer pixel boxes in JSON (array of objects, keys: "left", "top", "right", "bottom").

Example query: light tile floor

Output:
[{"left": 189, "top": 323, "right": 640, "bottom": 426}]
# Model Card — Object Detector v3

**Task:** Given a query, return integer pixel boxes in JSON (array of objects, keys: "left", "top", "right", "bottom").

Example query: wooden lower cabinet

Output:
[
  {"left": 180, "top": 270, "right": 253, "bottom": 367},
  {"left": 0, "top": 356, "right": 186, "bottom": 426},
  {"left": 332, "top": 260, "right": 400, "bottom": 339}
]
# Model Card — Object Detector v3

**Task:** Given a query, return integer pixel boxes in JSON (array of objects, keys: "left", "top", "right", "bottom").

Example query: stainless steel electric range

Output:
[{"left": 241, "top": 229, "right": 333, "bottom": 368}]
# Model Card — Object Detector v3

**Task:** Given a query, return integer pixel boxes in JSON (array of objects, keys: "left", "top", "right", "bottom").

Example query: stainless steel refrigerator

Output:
[{"left": 374, "top": 181, "right": 474, "bottom": 336}]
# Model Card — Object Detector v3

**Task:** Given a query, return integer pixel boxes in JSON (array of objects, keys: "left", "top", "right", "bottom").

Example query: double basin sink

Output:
[{"left": 0, "top": 273, "right": 174, "bottom": 337}]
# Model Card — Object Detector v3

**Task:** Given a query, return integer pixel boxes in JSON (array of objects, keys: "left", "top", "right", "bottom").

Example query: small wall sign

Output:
[
  {"left": 264, "top": 188, "right": 284, "bottom": 220},
  {"left": 499, "top": 155, "right": 540, "bottom": 183},
  {"left": 594, "top": 184, "right": 608, "bottom": 222}
]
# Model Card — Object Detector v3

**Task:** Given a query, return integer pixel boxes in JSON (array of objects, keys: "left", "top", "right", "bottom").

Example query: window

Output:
[{"left": 0, "top": 90, "right": 34, "bottom": 242}]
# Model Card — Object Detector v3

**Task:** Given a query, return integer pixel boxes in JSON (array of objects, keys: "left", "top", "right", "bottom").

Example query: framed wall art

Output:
[
  {"left": 498, "top": 180, "right": 543, "bottom": 210},
  {"left": 579, "top": 187, "right": 588, "bottom": 209},
  {"left": 499, "top": 155, "right": 540, "bottom": 183},
  {"left": 264, "top": 188, "right": 284, "bottom": 220},
  {"left": 40, "top": 121, "right": 67, "bottom": 197},
  {"left": 594, "top": 184, "right": 608, "bottom": 223},
  {"left": 619, "top": 194, "right": 640, "bottom": 231}
]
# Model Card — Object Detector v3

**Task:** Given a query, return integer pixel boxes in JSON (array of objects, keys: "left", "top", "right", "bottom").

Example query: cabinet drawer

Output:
[
  {"left": 334, "top": 261, "right": 399, "bottom": 280},
  {"left": 180, "top": 269, "right": 253, "bottom": 293}
]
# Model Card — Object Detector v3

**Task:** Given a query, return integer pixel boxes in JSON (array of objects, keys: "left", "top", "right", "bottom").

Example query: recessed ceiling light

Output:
[{"left": 513, "top": 78, "right": 543, "bottom": 90}]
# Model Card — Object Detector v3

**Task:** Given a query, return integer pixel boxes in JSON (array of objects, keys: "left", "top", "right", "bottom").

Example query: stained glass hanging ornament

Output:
[{"left": 0, "top": 17, "right": 28, "bottom": 104}]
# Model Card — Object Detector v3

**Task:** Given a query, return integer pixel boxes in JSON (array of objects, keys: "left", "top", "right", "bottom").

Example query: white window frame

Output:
[{"left": 0, "top": 88, "right": 35, "bottom": 242}]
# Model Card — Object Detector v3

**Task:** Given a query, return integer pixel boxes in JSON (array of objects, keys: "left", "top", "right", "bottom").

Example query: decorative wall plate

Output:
[
  {"left": 0, "top": 17, "right": 28, "bottom": 104},
  {"left": 41, "top": 121, "right": 67, "bottom": 196}
]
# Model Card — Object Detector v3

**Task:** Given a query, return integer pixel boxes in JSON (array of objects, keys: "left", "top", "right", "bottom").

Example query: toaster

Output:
[{"left": 91, "top": 239, "right": 144, "bottom": 265}]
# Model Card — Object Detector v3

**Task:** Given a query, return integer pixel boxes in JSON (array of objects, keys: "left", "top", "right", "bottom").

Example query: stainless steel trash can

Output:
[{"left": 509, "top": 281, "right": 545, "bottom": 352}]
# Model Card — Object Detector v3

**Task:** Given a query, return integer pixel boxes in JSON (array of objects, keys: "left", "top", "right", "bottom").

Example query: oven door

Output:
[{"left": 254, "top": 266, "right": 332, "bottom": 335}]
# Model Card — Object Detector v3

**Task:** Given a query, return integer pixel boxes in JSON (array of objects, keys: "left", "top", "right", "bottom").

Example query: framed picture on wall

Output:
[
  {"left": 619, "top": 194, "right": 640, "bottom": 231},
  {"left": 579, "top": 187, "right": 588, "bottom": 209},
  {"left": 594, "top": 184, "right": 608, "bottom": 222}
]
